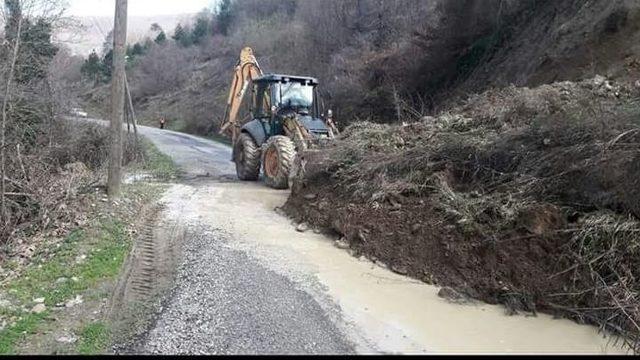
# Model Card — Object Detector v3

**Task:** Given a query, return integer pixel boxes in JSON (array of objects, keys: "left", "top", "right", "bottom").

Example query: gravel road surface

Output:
[{"left": 127, "top": 125, "right": 358, "bottom": 355}]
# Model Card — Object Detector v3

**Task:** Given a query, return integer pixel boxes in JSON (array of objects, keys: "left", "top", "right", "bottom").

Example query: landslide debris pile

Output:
[{"left": 284, "top": 76, "right": 640, "bottom": 350}]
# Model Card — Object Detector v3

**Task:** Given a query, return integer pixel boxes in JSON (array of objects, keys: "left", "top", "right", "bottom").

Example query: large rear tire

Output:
[
  {"left": 262, "top": 135, "right": 296, "bottom": 190},
  {"left": 234, "top": 133, "right": 261, "bottom": 181}
]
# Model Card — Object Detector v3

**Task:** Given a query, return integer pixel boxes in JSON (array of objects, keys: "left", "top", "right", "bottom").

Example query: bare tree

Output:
[{"left": 1, "top": 0, "right": 23, "bottom": 225}]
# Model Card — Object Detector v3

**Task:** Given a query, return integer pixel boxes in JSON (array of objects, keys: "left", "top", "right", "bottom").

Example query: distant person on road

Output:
[{"left": 159, "top": 117, "right": 166, "bottom": 130}]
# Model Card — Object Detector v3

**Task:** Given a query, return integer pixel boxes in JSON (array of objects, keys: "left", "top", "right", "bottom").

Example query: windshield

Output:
[{"left": 277, "top": 82, "right": 314, "bottom": 110}]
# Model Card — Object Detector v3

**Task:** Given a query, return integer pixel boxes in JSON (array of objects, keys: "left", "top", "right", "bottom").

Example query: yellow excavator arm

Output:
[{"left": 218, "top": 47, "right": 264, "bottom": 143}]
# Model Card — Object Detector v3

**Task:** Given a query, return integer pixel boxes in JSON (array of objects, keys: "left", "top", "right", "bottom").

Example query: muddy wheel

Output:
[
  {"left": 234, "top": 133, "right": 261, "bottom": 181},
  {"left": 262, "top": 135, "right": 296, "bottom": 190}
]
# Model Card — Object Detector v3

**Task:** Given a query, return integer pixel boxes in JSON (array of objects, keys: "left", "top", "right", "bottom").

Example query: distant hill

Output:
[{"left": 56, "top": 14, "right": 195, "bottom": 56}]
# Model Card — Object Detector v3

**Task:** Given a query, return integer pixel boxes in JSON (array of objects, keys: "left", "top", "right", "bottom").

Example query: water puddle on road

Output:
[{"left": 191, "top": 182, "right": 629, "bottom": 354}]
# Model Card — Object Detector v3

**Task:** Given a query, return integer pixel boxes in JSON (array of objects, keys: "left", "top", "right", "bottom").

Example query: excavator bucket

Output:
[{"left": 219, "top": 47, "right": 263, "bottom": 143}]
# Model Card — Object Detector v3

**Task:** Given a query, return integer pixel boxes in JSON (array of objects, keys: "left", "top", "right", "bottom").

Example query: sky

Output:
[{"left": 68, "top": 0, "right": 216, "bottom": 17}]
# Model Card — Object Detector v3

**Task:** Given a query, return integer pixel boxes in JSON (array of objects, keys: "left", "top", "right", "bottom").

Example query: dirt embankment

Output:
[{"left": 284, "top": 77, "right": 640, "bottom": 351}]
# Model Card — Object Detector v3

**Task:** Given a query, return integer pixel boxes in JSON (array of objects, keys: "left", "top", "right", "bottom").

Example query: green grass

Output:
[
  {"left": 76, "top": 322, "right": 110, "bottom": 354},
  {"left": 0, "top": 219, "right": 132, "bottom": 354},
  {"left": 139, "top": 139, "right": 180, "bottom": 180}
]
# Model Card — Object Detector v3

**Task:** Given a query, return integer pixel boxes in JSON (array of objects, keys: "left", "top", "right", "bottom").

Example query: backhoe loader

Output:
[{"left": 219, "top": 47, "right": 339, "bottom": 189}]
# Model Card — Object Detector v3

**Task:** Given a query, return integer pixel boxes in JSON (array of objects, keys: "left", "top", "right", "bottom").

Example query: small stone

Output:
[
  {"left": 593, "top": 74, "right": 606, "bottom": 87},
  {"left": 410, "top": 224, "right": 421, "bottom": 234},
  {"left": 438, "top": 286, "right": 472, "bottom": 304},
  {"left": 296, "top": 223, "right": 310, "bottom": 233},
  {"left": 31, "top": 303, "right": 46, "bottom": 314},
  {"left": 543, "top": 138, "right": 551, "bottom": 146},
  {"left": 65, "top": 295, "right": 83, "bottom": 308},
  {"left": 334, "top": 239, "right": 350, "bottom": 250},
  {"left": 391, "top": 265, "right": 408, "bottom": 275},
  {"left": 312, "top": 228, "right": 322, "bottom": 234},
  {"left": 56, "top": 334, "right": 78, "bottom": 344},
  {"left": 376, "top": 261, "right": 389, "bottom": 270},
  {"left": 303, "top": 193, "right": 317, "bottom": 200},
  {"left": 55, "top": 277, "right": 68, "bottom": 284},
  {"left": 33, "top": 298, "right": 45, "bottom": 304},
  {"left": 71, "top": 277, "right": 80, "bottom": 283}
]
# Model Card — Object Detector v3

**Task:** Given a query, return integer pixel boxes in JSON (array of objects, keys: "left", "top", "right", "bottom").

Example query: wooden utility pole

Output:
[{"left": 108, "top": 0, "right": 128, "bottom": 198}]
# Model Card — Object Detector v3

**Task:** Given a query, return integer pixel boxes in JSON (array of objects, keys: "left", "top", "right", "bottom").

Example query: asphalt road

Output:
[
  {"left": 136, "top": 126, "right": 236, "bottom": 180},
  {"left": 129, "top": 125, "right": 358, "bottom": 355}
]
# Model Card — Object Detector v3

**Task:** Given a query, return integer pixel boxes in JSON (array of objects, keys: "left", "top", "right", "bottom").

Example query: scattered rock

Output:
[
  {"left": 410, "top": 223, "right": 421, "bottom": 234},
  {"left": 71, "top": 277, "right": 80, "bottom": 283},
  {"left": 0, "top": 300, "right": 12, "bottom": 308},
  {"left": 334, "top": 239, "right": 350, "bottom": 250},
  {"left": 296, "top": 223, "right": 310, "bottom": 233},
  {"left": 312, "top": 228, "right": 322, "bottom": 234},
  {"left": 303, "top": 193, "right": 317, "bottom": 200},
  {"left": 31, "top": 303, "right": 47, "bottom": 314},
  {"left": 33, "top": 297, "right": 45, "bottom": 304},
  {"left": 56, "top": 334, "right": 78, "bottom": 344},
  {"left": 75, "top": 254, "right": 87, "bottom": 264},
  {"left": 376, "top": 261, "right": 389, "bottom": 270},
  {"left": 391, "top": 265, "right": 408, "bottom": 275},
  {"left": 438, "top": 287, "right": 472, "bottom": 304},
  {"left": 65, "top": 295, "right": 83, "bottom": 308},
  {"left": 55, "top": 277, "right": 68, "bottom": 284},
  {"left": 593, "top": 74, "right": 607, "bottom": 87}
]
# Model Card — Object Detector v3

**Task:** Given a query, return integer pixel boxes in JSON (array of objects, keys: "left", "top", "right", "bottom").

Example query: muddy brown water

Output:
[{"left": 156, "top": 181, "right": 628, "bottom": 354}]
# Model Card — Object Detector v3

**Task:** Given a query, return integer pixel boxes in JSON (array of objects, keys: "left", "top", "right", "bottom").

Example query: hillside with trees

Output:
[{"left": 79, "top": 0, "right": 640, "bottom": 135}]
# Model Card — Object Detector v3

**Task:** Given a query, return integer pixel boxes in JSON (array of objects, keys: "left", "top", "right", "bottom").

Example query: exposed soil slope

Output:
[{"left": 284, "top": 77, "right": 640, "bottom": 351}]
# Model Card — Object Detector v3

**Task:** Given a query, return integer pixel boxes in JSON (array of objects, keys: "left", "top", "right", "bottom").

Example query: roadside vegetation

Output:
[
  {"left": 0, "top": 152, "right": 175, "bottom": 354},
  {"left": 0, "top": 1, "right": 179, "bottom": 351},
  {"left": 134, "top": 138, "right": 180, "bottom": 181},
  {"left": 0, "top": 218, "right": 130, "bottom": 354}
]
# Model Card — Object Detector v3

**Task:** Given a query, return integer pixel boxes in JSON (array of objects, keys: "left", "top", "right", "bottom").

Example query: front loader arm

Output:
[{"left": 219, "top": 47, "right": 263, "bottom": 143}]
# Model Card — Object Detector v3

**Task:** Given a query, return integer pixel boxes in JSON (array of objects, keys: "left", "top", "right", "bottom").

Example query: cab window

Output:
[{"left": 253, "top": 84, "right": 272, "bottom": 118}]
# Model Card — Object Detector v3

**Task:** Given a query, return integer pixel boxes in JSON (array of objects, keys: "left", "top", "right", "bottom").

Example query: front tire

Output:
[
  {"left": 262, "top": 136, "right": 296, "bottom": 189},
  {"left": 234, "top": 133, "right": 261, "bottom": 181}
]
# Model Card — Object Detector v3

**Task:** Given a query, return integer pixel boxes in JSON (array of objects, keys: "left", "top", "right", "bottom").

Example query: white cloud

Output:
[{"left": 69, "top": 0, "right": 215, "bottom": 17}]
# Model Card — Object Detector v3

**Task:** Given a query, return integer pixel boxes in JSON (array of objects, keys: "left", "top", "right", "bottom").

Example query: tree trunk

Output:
[{"left": 1, "top": 11, "right": 23, "bottom": 225}]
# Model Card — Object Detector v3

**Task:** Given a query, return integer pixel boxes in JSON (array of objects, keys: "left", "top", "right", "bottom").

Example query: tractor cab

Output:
[{"left": 250, "top": 74, "right": 331, "bottom": 141}]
